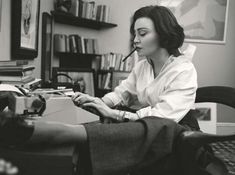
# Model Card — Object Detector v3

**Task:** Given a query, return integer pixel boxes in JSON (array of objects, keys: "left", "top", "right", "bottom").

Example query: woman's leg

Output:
[
  {"left": 29, "top": 121, "right": 87, "bottom": 145},
  {"left": 81, "top": 116, "right": 186, "bottom": 175},
  {"left": 0, "top": 111, "right": 87, "bottom": 146}
]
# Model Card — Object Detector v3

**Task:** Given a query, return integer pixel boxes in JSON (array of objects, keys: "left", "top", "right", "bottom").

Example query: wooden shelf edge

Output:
[
  {"left": 55, "top": 52, "right": 101, "bottom": 57},
  {"left": 98, "top": 69, "right": 130, "bottom": 73},
  {"left": 51, "top": 11, "right": 117, "bottom": 30},
  {"left": 97, "top": 88, "right": 112, "bottom": 91}
]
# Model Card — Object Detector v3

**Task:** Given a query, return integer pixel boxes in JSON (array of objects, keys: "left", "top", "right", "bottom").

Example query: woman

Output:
[
  {"left": 73, "top": 5, "right": 197, "bottom": 124},
  {"left": 0, "top": 5, "right": 218, "bottom": 175}
]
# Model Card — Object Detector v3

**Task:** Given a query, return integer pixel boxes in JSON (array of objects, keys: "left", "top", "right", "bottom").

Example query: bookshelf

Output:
[
  {"left": 55, "top": 52, "right": 101, "bottom": 68},
  {"left": 96, "top": 69, "right": 130, "bottom": 97},
  {"left": 43, "top": 4, "right": 118, "bottom": 95},
  {"left": 50, "top": 9, "right": 117, "bottom": 69}
]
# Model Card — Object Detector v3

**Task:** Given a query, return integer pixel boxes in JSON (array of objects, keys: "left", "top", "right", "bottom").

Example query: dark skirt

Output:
[{"left": 75, "top": 116, "right": 197, "bottom": 175}]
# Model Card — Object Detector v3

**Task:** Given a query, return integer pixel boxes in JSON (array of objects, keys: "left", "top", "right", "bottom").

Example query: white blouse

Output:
[{"left": 102, "top": 55, "right": 198, "bottom": 122}]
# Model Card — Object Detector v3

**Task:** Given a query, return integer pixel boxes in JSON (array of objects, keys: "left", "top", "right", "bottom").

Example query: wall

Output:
[
  {"left": 0, "top": 0, "right": 235, "bottom": 122},
  {"left": 192, "top": 1, "right": 235, "bottom": 123},
  {"left": 0, "top": 0, "right": 11, "bottom": 61}
]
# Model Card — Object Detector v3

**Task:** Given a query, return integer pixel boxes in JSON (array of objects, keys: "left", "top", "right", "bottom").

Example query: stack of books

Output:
[
  {"left": 68, "top": 0, "right": 110, "bottom": 22},
  {"left": 98, "top": 72, "right": 112, "bottom": 90},
  {"left": 100, "top": 52, "right": 136, "bottom": 72},
  {"left": 0, "top": 60, "right": 41, "bottom": 90},
  {"left": 54, "top": 34, "right": 99, "bottom": 54}
]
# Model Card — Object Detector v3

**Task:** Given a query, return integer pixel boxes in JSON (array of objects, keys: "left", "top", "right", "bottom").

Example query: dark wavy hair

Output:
[{"left": 130, "top": 5, "right": 184, "bottom": 57}]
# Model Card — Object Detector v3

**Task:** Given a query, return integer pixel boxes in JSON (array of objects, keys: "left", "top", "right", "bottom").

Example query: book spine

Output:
[
  {"left": 69, "top": 35, "right": 78, "bottom": 53},
  {"left": 80, "top": 36, "right": 85, "bottom": 54},
  {"left": 93, "top": 39, "right": 99, "bottom": 54},
  {"left": 96, "top": 5, "right": 101, "bottom": 21},
  {"left": 104, "top": 72, "right": 111, "bottom": 89},
  {"left": 65, "top": 35, "right": 70, "bottom": 52},
  {"left": 77, "top": 35, "right": 83, "bottom": 53},
  {"left": 78, "top": 0, "right": 83, "bottom": 18},
  {"left": 54, "top": 34, "right": 66, "bottom": 52},
  {"left": 69, "top": 0, "right": 79, "bottom": 16}
]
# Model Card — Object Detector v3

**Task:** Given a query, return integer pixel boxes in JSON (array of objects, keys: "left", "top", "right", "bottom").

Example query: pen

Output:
[{"left": 122, "top": 47, "right": 137, "bottom": 62}]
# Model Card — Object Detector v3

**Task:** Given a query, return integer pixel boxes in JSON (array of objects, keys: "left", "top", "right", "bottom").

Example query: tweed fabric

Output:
[
  {"left": 83, "top": 117, "right": 185, "bottom": 175},
  {"left": 211, "top": 140, "right": 235, "bottom": 175}
]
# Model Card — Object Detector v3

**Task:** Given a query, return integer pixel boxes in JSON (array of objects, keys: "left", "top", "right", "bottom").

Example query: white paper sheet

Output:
[{"left": 0, "top": 84, "right": 23, "bottom": 95}]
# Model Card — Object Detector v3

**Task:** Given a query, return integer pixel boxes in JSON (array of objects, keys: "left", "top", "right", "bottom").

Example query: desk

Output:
[
  {"left": 0, "top": 93, "right": 99, "bottom": 175},
  {"left": 0, "top": 144, "right": 75, "bottom": 175}
]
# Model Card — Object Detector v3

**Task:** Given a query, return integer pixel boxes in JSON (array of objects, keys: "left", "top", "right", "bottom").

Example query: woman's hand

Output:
[
  {"left": 72, "top": 92, "right": 96, "bottom": 106},
  {"left": 72, "top": 92, "right": 115, "bottom": 118},
  {"left": 82, "top": 97, "right": 116, "bottom": 119}
]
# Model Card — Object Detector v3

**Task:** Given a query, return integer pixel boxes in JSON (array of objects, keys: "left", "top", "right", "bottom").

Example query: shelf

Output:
[
  {"left": 97, "top": 69, "right": 114, "bottom": 73},
  {"left": 56, "top": 52, "right": 100, "bottom": 68},
  {"left": 55, "top": 52, "right": 101, "bottom": 57},
  {"left": 98, "top": 69, "right": 130, "bottom": 73},
  {"left": 97, "top": 88, "right": 112, "bottom": 91},
  {"left": 51, "top": 11, "right": 117, "bottom": 30}
]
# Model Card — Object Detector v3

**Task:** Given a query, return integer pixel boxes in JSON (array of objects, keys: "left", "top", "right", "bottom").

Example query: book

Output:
[
  {"left": 0, "top": 75, "right": 35, "bottom": 82},
  {"left": 101, "top": 73, "right": 107, "bottom": 88},
  {"left": 80, "top": 36, "right": 85, "bottom": 53},
  {"left": 69, "top": 35, "right": 78, "bottom": 53},
  {"left": 103, "top": 5, "right": 110, "bottom": 22},
  {"left": 54, "top": 34, "right": 66, "bottom": 52},
  {"left": 0, "top": 60, "right": 29, "bottom": 67},
  {"left": 65, "top": 35, "right": 70, "bottom": 52},
  {"left": 2, "top": 78, "right": 41, "bottom": 90},
  {"left": 93, "top": 39, "right": 99, "bottom": 54},
  {"left": 82, "top": 1, "right": 88, "bottom": 18},
  {"left": 78, "top": 0, "right": 83, "bottom": 18},
  {"left": 69, "top": 0, "right": 80, "bottom": 16},
  {"left": 0, "top": 65, "right": 35, "bottom": 72},
  {"left": 104, "top": 72, "right": 111, "bottom": 89},
  {"left": 96, "top": 5, "right": 102, "bottom": 21},
  {"left": 0, "top": 68, "right": 34, "bottom": 77},
  {"left": 84, "top": 38, "right": 89, "bottom": 53},
  {"left": 114, "top": 53, "right": 123, "bottom": 70},
  {"left": 76, "top": 35, "right": 83, "bottom": 53}
]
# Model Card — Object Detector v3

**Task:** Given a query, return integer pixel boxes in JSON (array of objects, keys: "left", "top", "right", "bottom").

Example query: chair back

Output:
[
  {"left": 195, "top": 86, "right": 235, "bottom": 175},
  {"left": 196, "top": 86, "right": 235, "bottom": 108}
]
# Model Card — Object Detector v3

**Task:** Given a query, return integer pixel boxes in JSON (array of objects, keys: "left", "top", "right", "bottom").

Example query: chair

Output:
[{"left": 179, "top": 86, "right": 235, "bottom": 175}]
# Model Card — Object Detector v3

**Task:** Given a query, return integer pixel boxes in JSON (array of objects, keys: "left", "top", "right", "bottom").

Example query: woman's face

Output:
[{"left": 133, "top": 17, "right": 160, "bottom": 57}]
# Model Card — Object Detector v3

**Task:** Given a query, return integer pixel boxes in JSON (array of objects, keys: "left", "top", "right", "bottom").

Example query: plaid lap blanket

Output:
[{"left": 211, "top": 140, "right": 235, "bottom": 175}]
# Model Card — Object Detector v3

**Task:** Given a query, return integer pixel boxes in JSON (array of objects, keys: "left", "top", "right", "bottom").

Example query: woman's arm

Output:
[{"left": 136, "top": 64, "right": 197, "bottom": 122}]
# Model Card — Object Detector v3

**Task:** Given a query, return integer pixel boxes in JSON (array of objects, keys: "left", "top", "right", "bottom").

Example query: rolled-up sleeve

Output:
[{"left": 136, "top": 64, "right": 197, "bottom": 122}]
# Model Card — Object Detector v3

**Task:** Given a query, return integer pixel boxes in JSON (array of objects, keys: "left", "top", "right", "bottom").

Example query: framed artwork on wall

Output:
[
  {"left": 52, "top": 68, "right": 95, "bottom": 96},
  {"left": 158, "top": 0, "right": 229, "bottom": 44},
  {"left": 0, "top": 0, "right": 2, "bottom": 31},
  {"left": 194, "top": 102, "right": 217, "bottom": 134},
  {"left": 11, "top": 0, "right": 40, "bottom": 59}
]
